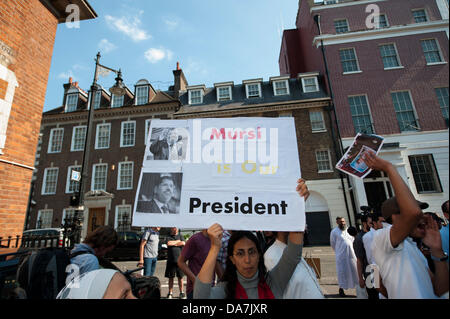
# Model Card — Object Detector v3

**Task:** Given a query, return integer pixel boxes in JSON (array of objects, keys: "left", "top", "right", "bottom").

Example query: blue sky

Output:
[{"left": 43, "top": 0, "right": 299, "bottom": 112}]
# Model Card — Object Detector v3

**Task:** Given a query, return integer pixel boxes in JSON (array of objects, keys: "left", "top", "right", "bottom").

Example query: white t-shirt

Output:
[
  {"left": 372, "top": 227, "right": 437, "bottom": 299},
  {"left": 363, "top": 228, "right": 376, "bottom": 265}
]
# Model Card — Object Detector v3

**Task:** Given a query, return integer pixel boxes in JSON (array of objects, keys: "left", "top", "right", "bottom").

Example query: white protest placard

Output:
[{"left": 132, "top": 118, "right": 305, "bottom": 231}]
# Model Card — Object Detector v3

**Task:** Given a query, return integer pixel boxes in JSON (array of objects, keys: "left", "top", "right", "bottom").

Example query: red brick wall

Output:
[
  {"left": 324, "top": 32, "right": 449, "bottom": 137},
  {"left": 0, "top": 0, "right": 58, "bottom": 240}
]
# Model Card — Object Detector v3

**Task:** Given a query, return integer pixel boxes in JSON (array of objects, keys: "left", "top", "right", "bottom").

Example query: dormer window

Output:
[
  {"left": 111, "top": 94, "right": 124, "bottom": 108},
  {"left": 270, "top": 76, "right": 290, "bottom": 96},
  {"left": 135, "top": 79, "right": 150, "bottom": 105},
  {"left": 93, "top": 90, "right": 102, "bottom": 109},
  {"left": 243, "top": 79, "right": 262, "bottom": 99},
  {"left": 66, "top": 93, "right": 78, "bottom": 112},
  {"left": 298, "top": 73, "right": 320, "bottom": 93},
  {"left": 214, "top": 82, "right": 233, "bottom": 102},
  {"left": 187, "top": 85, "right": 206, "bottom": 105}
]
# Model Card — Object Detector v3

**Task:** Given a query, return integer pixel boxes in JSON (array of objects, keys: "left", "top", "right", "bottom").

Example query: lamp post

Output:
[{"left": 71, "top": 52, "right": 127, "bottom": 243}]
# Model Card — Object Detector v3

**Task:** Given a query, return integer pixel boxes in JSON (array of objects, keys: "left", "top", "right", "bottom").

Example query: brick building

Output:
[
  {"left": 30, "top": 64, "right": 351, "bottom": 245},
  {"left": 0, "top": 0, "right": 96, "bottom": 242},
  {"left": 280, "top": 0, "right": 449, "bottom": 214}
]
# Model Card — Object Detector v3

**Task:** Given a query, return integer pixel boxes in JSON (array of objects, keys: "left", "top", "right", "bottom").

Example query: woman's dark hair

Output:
[
  {"left": 221, "top": 231, "right": 267, "bottom": 299},
  {"left": 83, "top": 226, "right": 119, "bottom": 249}
]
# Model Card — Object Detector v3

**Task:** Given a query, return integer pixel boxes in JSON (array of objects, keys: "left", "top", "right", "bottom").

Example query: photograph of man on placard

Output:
[
  {"left": 147, "top": 127, "right": 188, "bottom": 161},
  {"left": 136, "top": 173, "right": 183, "bottom": 214}
]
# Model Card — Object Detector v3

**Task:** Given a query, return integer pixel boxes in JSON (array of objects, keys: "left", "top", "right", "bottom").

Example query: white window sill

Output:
[
  {"left": 426, "top": 62, "right": 447, "bottom": 66},
  {"left": 318, "top": 170, "right": 334, "bottom": 174},
  {"left": 120, "top": 145, "right": 135, "bottom": 148},
  {"left": 95, "top": 147, "right": 110, "bottom": 150},
  {"left": 312, "top": 129, "right": 327, "bottom": 133},
  {"left": 117, "top": 188, "right": 133, "bottom": 191},
  {"left": 343, "top": 71, "right": 362, "bottom": 75},
  {"left": 304, "top": 89, "right": 320, "bottom": 93},
  {"left": 384, "top": 66, "right": 404, "bottom": 70}
]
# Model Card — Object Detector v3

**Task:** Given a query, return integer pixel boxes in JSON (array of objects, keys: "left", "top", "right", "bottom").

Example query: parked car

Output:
[
  {"left": 105, "top": 231, "right": 168, "bottom": 261},
  {"left": 22, "top": 228, "right": 67, "bottom": 248}
]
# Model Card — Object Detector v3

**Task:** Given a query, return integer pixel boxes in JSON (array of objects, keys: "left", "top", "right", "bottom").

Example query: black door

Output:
[
  {"left": 305, "top": 211, "right": 331, "bottom": 246},
  {"left": 364, "top": 182, "right": 389, "bottom": 214}
]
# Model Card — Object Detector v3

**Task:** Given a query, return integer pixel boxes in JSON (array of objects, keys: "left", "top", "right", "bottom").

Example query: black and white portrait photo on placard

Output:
[
  {"left": 136, "top": 173, "right": 183, "bottom": 214},
  {"left": 147, "top": 127, "right": 188, "bottom": 161}
]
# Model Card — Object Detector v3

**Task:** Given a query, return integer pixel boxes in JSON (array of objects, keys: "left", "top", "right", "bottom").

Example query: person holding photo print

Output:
[{"left": 193, "top": 179, "right": 309, "bottom": 299}]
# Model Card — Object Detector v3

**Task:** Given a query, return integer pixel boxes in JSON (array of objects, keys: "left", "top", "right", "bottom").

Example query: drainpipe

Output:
[{"left": 313, "top": 15, "right": 357, "bottom": 226}]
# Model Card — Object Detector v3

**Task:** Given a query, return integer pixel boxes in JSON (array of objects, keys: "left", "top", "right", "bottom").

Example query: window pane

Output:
[
  {"left": 44, "top": 168, "right": 58, "bottom": 194},
  {"left": 97, "top": 124, "right": 110, "bottom": 149},
  {"left": 68, "top": 166, "right": 81, "bottom": 193},
  {"left": 334, "top": 19, "right": 349, "bottom": 33},
  {"left": 218, "top": 87, "right": 231, "bottom": 101},
  {"left": 93, "top": 164, "right": 107, "bottom": 191},
  {"left": 413, "top": 10, "right": 427, "bottom": 23},
  {"left": 119, "top": 162, "right": 133, "bottom": 189},
  {"left": 316, "top": 150, "right": 331, "bottom": 171},
  {"left": 136, "top": 86, "right": 148, "bottom": 105},
  {"left": 310, "top": 111, "right": 325, "bottom": 131},
  {"left": 340, "top": 49, "right": 359, "bottom": 72},
  {"left": 93, "top": 91, "right": 101, "bottom": 109},
  {"left": 349, "top": 96, "right": 373, "bottom": 134},
  {"left": 409, "top": 155, "right": 442, "bottom": 193},
  {"left": 72, "top": 126, "right": 86, "bottom": 151},
  {"left": 303, "top": 77, "right": 318, "bottom": 92},
  {"left": 378, "top": 14, "right": 388, "bottom": 28},
  {"left": 121, "top": 122, "right": 135, "bottom": 146},
  {"left": 247, "top": 84, "right": 260, "bottom": 97},
  {"left": 112, "top": 94, "right": 124, "bottom": 108},
  {"left": 421, "top": 39, "right": 442, "bottom": 63},
  {"left": 190, "top": 90, "right": 202, "bottom": 104},
  {"left": 49, "top": 129, "right": 64, "bottom": 153},
  {"left": 435, "top": 87, "right": 449, "bottom": 126},
  {"left": 379, "top": 44, "right": 400, "bottom": 68},
  {"left": 117, "top": 206, "right": 132, "bottom": 230},
  {"left": 38, "top": 210, "right": 53, "bottom": 228},
  {"left": 391, "top": 92, "right": 418, "bottom": 131},
  {"left": 274, "top": 81, "right": 288, "bottom": 95},
  {"left": 66, "top": 94, "right": 78, "bottom": 112}
]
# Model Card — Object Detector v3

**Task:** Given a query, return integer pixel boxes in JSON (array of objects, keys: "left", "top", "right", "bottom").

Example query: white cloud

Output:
[
  {"left": 105, "top": 14, "right": 150, "bottom": 42},
  {"left": 58, "top": 70, "right": 75, "bottom": 80},
  {"left": 144, "top": 47, "right": 174, "bottom": 64},
  {"left": 164, "top": 18, "right": 179, "bottom": 31},
  {"left": 98, "top": 39, "right": 117, "bottom": 53}
]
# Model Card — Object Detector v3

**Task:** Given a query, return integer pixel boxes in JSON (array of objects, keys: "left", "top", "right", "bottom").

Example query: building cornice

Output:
[
  {"left": 174, "top": 98, "right": 330, "bottom": 119},
  {"left": 310, "top": 0, "right": 387, "bottom": 12},
  {"left": 41, "top": 102, "right": 178, "bottom": 125},
  {"left": 313, "top": 20, "right": 449, "bottom": 47}
]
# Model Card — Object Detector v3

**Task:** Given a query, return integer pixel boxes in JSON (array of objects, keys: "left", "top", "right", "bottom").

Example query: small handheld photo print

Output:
[{"left": 336, "top": 133, "right": 384, "bottom": 179}]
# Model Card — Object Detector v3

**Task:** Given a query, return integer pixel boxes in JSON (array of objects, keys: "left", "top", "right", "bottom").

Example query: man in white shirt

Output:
[
  {"left": 363, "top": 152, "right": 449, "bottom": 299},
  {"left": 330, "top": 217, "right": 358, "bottom": 297},
  {"left": 264, "top": 232, "right": 324, "bottom": 299},
  {"left": 363, "top": 213, "right": 387, "bottom": 265}
]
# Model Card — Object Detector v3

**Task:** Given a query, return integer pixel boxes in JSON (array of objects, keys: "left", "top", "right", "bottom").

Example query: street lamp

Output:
[{"left": 71, "top": 52, "right": 126, "bottom": 243}]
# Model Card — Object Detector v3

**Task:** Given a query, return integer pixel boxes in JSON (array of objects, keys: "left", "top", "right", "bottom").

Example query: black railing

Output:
[{"left": 0, "top": 235, "right": 68, "bottom": 249}]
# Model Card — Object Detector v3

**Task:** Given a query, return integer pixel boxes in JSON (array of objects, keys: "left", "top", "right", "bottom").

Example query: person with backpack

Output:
[{"left": 70, "top": 226, "right": 119, "bottom": 276}]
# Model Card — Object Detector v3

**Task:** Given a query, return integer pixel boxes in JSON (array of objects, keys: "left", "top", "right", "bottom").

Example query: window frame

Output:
[
  {"left": 377, "top": 13, "right": 389, "bottom": 28},
  {"left": 91, "top": 163, "right": 108, "bottom": 191},
  {"left": 188, "top": 89, "right": 203, "bottom": 105},
  {"left": 115, "top": 205, "right": 132, "bottom": 230},
  {"left": 245, "top": 83, "right": 262, "bottom": 99},
  {"left": 272, "top": 80, "right": 290, "bottom": 96},
  {"left": 408, "top": 154, "right": 443, "bottom": 194},
  {"left": 111, "top": 94, "right": 124, "bottom": 108},
  {"left": 65, "top": 93, "right": 78, "bottom": 112},
  {"left": 334, "top": 18, "right": 350, "bottom": 33},
  {"left": 421, "top": 38, "right": 445, "bottom": 65},
  {"left": 301, "top": 77, "right": 320, "bottom": 93},
  {"left": 120, "top": 120, "right": 136, "bottom": 148},
  {"left": 42, "top": 167, "right": 59, "bottom": 195},
  {"left": 95, "top": 123, "right": 111, "bottom": 150},
  {"left": 412, "top": 8, "right": 428, "bottom": 23},
  {"left": 70, "top": 125, "right": 86, "bottom": 152},
  {"left": 145, "top": 119, "right": 152, "bottom": 145},
  {"left": 117, "top": 161, "right": 134, "bottom": 190},
  {"left": 309, "top": 110, "right": 327, "bottom": 132},
  {"left": 379, "top": 43, "right": 402, "bottom": 70},
  {"left": 348, "top": 94, "right": 375, "bottom": 134},
  {"left": 93, "top": 90, "right": 102, "bottom": 110},
  {"left": 37, "top": 209, "right": 53, "bottom": 229},
  {"left": 136, "top": 86, "right": 149, "bottom": 105},
  {"left": 315, "top": 149, "right": 333, "bottom": 173},
  {"left": 391, "top": 90, "right": 420, "bottom": 132},
  {"left": 435, "top": 87, "right": 449, "bottom": 126},
  {"left": 65, "top": 165, "right": 81, "bottom": 194},
  {"left": 217, "top": 86, "right": 232, "bottom": 102},
  {"left": 339, "top": 48, "right": 361, "bottom": 74},
  {"left": 48, "top": 128, "right": 64, "bottom": 154}
]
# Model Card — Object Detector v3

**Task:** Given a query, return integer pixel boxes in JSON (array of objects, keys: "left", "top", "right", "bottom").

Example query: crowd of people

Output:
[{"left": 33, "top": 152, "right": 449, "bottom": 299}]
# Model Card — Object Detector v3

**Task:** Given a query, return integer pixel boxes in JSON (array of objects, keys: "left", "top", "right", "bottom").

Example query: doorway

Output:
[
  {"left": 364, "top": 170, "right": 393, "bottom": 213},
  {"left": 87, "top": 207, "right": 105, "bottom": 236}
]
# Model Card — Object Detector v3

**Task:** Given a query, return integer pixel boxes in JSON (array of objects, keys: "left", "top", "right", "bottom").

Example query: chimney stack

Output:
[{"left": 173, "top": 62, "right": 188, "bottom": 99}]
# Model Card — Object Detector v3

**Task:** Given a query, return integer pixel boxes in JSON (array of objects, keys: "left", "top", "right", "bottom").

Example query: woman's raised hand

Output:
[{"left": 207, "top": 223, "right": 223, "bottom": 249}]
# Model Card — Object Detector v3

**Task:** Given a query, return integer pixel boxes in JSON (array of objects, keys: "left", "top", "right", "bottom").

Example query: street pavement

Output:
[{"left": 113, "top": 245, "right": 357, "bottom": 299}]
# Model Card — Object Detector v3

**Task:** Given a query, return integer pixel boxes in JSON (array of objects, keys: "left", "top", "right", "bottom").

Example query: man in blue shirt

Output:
[
  {"left": 440, "top": 200, "right": 449, "bottom": 264},
  {"left": 70, "top": 226, "right": 119, "bottom": 275}
]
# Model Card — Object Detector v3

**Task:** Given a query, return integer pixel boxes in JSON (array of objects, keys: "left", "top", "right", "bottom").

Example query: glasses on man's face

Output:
[{"left": 233, "top": 248, "right": 258, "bottom": 259}]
